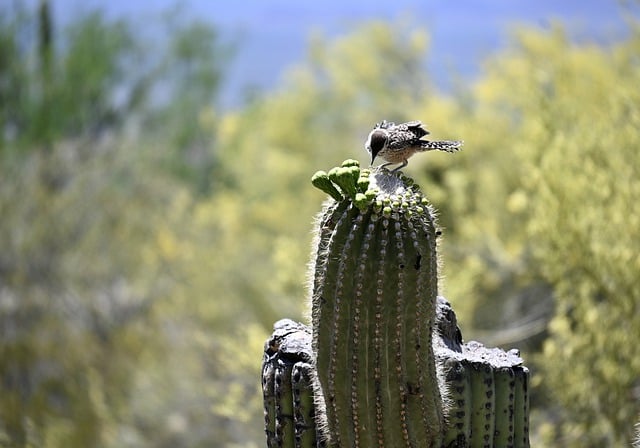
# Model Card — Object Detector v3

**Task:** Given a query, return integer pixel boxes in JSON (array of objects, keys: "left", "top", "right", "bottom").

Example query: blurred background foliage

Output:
[{"left": 1, "top": 1, "right": 639, "bottom": 447}]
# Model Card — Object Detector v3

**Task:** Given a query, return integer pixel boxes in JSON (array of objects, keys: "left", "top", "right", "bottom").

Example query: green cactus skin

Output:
[
  {"left": 437, "top": 340, "right": 529, "bottom": 448},
  {"left": 292, "top": 362, "right": 317, "bottom": 447},
  {"left": 513, "top": 367, "right": 530, "bottom": 447},
  {"left": 493, "top": 367, "right": 516, "bottom": 447},
  {"left": 309, "top": 163, "right": 444, "bottom": 447},
  {"left": 469, "top": 362, "right": 495, "bottom": 448},
  {"left": 275, "top": 360, "right": 296, "bottom": 447},
  {"left": 312, "top": 171, "right": 344, "bottom": 202},
  {"left": 263, "top": 359, "right": 277, "bottom": 446},
  {"left": 441, "top": 359, "right": 471, "bottom": 447},
  {"left": 262, "top": 319, "right": 322, "bottom": 448},
  {"left": 262, "top": 311, "right": 530, "bottom": 447},
  {"left": 262, "top": 161, "right": 530, "bottom": 448}
]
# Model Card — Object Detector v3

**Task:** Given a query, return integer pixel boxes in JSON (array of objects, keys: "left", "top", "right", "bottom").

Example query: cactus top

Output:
[{"left": 311, "top": 159, "right": 436, "bottom": 221}]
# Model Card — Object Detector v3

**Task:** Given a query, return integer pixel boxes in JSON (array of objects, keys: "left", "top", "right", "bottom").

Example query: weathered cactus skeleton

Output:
[{"left": 262, "top": 160, "right": 530, "bottom": 447}]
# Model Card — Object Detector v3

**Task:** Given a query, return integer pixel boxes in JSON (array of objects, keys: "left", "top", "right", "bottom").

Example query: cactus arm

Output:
[{"left": 262, "top": 319, "right": 318, "bottom": 448}]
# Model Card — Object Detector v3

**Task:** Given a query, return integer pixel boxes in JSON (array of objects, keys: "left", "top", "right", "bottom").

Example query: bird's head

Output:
[{"left": 365, "top": 129, "right": 388, "bottom": 164}]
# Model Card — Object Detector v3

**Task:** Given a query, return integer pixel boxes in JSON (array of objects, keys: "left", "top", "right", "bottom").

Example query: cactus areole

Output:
[{"left": 310, "top": 160, "right": 444, "bottom": 447}]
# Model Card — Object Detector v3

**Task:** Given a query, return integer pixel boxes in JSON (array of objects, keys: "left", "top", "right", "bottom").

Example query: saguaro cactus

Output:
[
  {"left": 262, "top": 160, "right": 529, "bottom": 447},
  {"left": 310, "top": 160, "right": 444, "bottom": 447}
]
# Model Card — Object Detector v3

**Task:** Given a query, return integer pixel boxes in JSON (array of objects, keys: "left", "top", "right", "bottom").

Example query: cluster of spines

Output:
[{"left": 310, "top": 160, "right": 444, "bottom": 447}]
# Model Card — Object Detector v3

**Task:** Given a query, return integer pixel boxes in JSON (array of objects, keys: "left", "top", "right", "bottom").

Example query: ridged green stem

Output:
[
  {"left": 291, "top": 362, "right": 317, "bottom": 446},
  {"left": 437, "top": 341, "right": 530, "bottom": 447},
  {"left": 513, "top": 366, "right": 530, "bottom": 446},
  {"left": 262, "top": 161, "right": 530, "bottom": 448},
  {"left": 310, "top": 163, "right": 443, "bottom": 447},
  {"left": 493, "top": 367, "right": 516, "bottom": 446},
  {"left": 469, "top": 362, "right": 495, "bottom": 447},
  {"left": 262, "top": 319, "right": 320, "bottom": 448},
  {"left": 442, "top": 359, "right": 471, "bottom": 447}
]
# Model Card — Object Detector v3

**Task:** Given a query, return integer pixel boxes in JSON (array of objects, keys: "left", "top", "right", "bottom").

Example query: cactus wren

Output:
[{"left": 365, "top": 120, "right": 463, "bottom": 171}]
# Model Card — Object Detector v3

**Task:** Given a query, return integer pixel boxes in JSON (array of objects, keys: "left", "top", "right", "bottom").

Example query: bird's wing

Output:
[{"left": 402, "top": 120, "right": 430, "bottom": 138}]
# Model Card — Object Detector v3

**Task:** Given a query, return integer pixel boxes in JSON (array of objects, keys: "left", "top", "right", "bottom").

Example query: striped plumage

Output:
[{"left": 365, "top": 120, "right": 463, "bottom": 171}]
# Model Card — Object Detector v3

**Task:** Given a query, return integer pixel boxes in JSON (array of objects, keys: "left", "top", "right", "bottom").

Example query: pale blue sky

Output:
[{"left": 43, "top": 1, "right": 631, "bottom": 108}]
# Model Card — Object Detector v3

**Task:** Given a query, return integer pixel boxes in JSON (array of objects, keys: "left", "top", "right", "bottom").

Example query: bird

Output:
[{"left": 365, "top": 120, "right": 463, "bottom": 171}]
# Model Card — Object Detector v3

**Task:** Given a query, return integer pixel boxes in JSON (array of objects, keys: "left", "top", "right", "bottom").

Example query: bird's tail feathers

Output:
[{"left": 418, "top": 140, "right": 463, "bottom": 153}]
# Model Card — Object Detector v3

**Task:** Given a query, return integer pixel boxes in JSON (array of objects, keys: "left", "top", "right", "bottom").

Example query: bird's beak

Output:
[{"left": 369, "top": 146, "right": 379, "bottom": 165}]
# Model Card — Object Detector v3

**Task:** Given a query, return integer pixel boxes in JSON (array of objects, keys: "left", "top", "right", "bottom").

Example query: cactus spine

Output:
[{"left": 262, "top": 160, "right": 530, "bottom": 447}]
